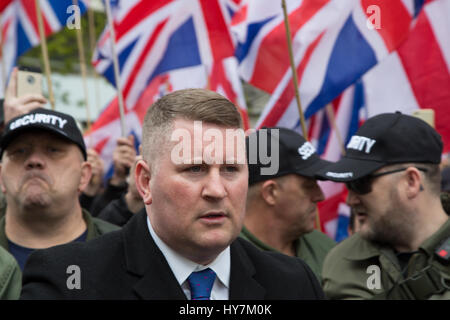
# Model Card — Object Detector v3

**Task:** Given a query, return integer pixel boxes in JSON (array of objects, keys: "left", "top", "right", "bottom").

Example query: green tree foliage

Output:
[{"left": 19, "top": 10, "right": 107, "bottom": 74}]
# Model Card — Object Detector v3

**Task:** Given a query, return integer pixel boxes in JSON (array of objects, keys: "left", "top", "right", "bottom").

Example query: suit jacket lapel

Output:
[
  {"left": 132, "top": 261, "right": 187, "bottom": 300},
  {"left": 229, "top": 240, "right": 266, "bottom": 300},
  {"left": 123, "top": 212, "right": 266, "bottom": 300},
  {"left": 123, "top": 211, "right": 187, "bottom": 300}
]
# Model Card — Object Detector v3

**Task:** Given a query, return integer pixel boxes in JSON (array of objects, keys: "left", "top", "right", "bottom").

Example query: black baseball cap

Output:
[
  {"left": 1, "top": 108, "right": 87, "bottom": 160},
  {"left": 246, "top": 127, "right": 332, "bottom": 185},
  {"left": 316, "top": 112, "right": 443, "bottom": 182}
]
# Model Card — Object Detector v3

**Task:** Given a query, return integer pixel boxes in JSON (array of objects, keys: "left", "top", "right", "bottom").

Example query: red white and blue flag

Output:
[
  {"left": 232, "top": 0, "right": 450, "bottom": 240},
  {"left": 88, "top": 0, "right": 248, "bottom": 176},
  {"left": 0, "top": 0, "right": 87, "bottom": 97},
  {"left": 233, "top": 0, "right": 428, "bottom": 129},
  {"left": 92, "top": 0, "right": 236, "bottom": 110},
  {"left": 84, "top": 65, "right": 208, "bottom": 178}
]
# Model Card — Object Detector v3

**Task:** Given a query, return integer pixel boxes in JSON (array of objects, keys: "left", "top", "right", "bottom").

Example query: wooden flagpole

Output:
[
  {"left": 73, "top": 0, "right": 92, "bottom": 131},
  {"left": 325, "top": 104, "right": 346, "bottom": 156},
  {"left": 87, "top": 6, "right": 101, "bottom": 115},
  {"left": 281, "top": 0, "right": 307, "bottom": 138},
  {"left": 104, "top": 0, "right": 126, "bottom": 137},
  {"left": 35, "top": 0, "right": 55, "bottom": 110},
  {"left": 281, "top": 0, "right": 322, "bottom": 230}
]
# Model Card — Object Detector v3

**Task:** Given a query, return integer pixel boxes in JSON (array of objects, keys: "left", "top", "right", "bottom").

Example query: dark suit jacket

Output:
[{"left": 20, "top": 211, "right": 325, "bottom": 299}]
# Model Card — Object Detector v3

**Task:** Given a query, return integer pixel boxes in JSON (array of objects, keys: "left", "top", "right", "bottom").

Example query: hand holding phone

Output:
[
  {"left": 17, "top": 67, "right": 43, "bottom": 97},
  {"left": 2, "top": 67, "right": 47, "bottom": 124}
]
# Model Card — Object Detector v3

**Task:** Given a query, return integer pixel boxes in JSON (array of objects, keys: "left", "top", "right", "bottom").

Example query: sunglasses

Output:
[{"left": 345, "top": 167, "right": 428, "bottom": 195}]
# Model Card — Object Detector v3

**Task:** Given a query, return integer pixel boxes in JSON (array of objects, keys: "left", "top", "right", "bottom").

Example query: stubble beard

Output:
[{"left": 360, "top": 188, "right": 415, "bottom": 249}]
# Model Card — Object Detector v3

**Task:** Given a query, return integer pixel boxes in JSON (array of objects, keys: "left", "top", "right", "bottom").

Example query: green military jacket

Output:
[
  {"left": 0, "top": 209, "right": 119, "bottom": 288},
  {"left": 0, "top": 209, "right": 119, "bottom": 252},
  {"left": 240, "top": 226, "right": 336, "bottom": 281},
  {"left": 0, "top": 209, "right": 119, "bottom": 300},
  {"left": 0, "top": 245, "right": 21, "bottom": 300},
  {"left": 322, "top": 218, "right": 450, "bottom": 300}
]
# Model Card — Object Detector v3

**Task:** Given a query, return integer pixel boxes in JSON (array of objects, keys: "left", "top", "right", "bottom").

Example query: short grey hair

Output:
[{"left": 141, "top": 88, "right": 243, "bottom": 171}]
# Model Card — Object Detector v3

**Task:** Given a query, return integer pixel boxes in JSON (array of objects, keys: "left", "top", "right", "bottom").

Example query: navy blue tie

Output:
[{"left": 187, "top": 268, "right": 216, "bottom": 300}]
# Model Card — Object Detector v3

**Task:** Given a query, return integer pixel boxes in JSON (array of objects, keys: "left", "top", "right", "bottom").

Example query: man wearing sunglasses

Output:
[{"left": 316, "top": 112, "right": 450, "bottom": 300}]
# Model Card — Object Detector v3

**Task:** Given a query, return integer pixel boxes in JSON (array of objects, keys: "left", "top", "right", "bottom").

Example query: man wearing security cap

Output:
[
  {"left": 242, "top": 127, "right": 335, "bottom": 281},
  {"left": 316, "top": 112, "right": 450, "bottom": 300},
  {"left": 0, "top": 108, "right": 119, "bottom": 277}
]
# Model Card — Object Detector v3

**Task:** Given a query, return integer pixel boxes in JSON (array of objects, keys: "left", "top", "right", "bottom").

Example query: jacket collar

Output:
[
  {"left": 419, "top": 217, "right": 450, "bottom": 257},
  {"left": 83, "top": 209, "right": 99, "bottom": 241},
  {"left": 342, "top": 233, "right": 383, "bottom": 261},
  {"left": 0, "top": 209, "right": 96, "bottom": 251},
  {"left": 122, "top": 211, "right": 186, "bottom": 299},
  {"left": 229, "top": 239, "right": 266, "bottom": 299},
  {"left": 343, "top": 218, "right": 450, "bottom": 261},
  {"left": 0, "top": 216, "right": 8, "bottom": 251},
  {"left": 123, "top": 211, "right": 266, "bottom": 299}
]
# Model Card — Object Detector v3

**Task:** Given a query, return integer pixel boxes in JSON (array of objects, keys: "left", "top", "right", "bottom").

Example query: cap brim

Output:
[
  {"left": 0, "top": 124, "right": 84, "bottom": 159},
  {"left": 315, "top": 157, "right": 386, "bottom": 182},
  {"left": 294, "top": 158, "right": 333, "bottom": 178}
]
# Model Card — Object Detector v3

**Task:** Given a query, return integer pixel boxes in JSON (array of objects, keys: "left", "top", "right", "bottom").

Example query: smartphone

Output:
[
  {"left": 412, "top": 109, "right": 435, "bottom": 128},
  {"left": 16, "top": 66, "right": 43, "bottom": 98}
]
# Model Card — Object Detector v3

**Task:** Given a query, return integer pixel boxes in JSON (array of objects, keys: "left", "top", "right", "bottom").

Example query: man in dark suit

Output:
[{"left": 21, "top": 89, "right": 324, "bottom": 300}]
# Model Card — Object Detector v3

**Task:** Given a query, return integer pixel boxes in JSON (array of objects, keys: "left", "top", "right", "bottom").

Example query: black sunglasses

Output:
[{"left": 345, "top": 167, "right": 428, "bottom": 195}]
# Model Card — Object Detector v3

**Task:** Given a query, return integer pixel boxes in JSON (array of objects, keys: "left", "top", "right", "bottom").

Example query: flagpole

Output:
[
  {"left": 35, "top": 0, "right": 55, "bottom": 110},
  {"left": 73, "top": 0, "right": 92, "bottom": 131},
  {"left": 104, "top": 0, "right": 126, "bottom": 137},
  {"left": 325, "top": 104, "right": 346, "bottom": 156},
  {"left": 281, "top": 0, "right": 307, "bottom": 138},
  {"left": 282, "top": 0, "right": 322, "bottom": 231},
  {"left": 87, "top": 6, "right": 101, "bottom": 115}
]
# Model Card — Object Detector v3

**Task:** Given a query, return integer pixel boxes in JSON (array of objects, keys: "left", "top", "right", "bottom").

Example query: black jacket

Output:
[
  {"left": 97, "top": 195, "right": 138, "bottom": 227},
  {"left": 20, "top": 211, "right": 325, "bottom": 300},
  {"left": 79, "top": 182, "right": 128, "bottom": 217}
]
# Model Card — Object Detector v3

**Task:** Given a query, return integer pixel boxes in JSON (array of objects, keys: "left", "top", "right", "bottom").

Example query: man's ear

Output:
[
  {"left": 135, "top": 159, "right": 152, "bottom": 205},
  {"left": 405, "top": 167, "right": 423, "bottom": 199},
  {"left": 78, "top": 161, "right": 92, "bottom": 193},
  {"left": 260, "top": 180, "right": 279, "bottom": 206}
]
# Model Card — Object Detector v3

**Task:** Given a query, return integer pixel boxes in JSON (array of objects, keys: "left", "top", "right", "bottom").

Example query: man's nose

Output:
[
  {"left": 201, "top": 170, "right": 227, "bottom": 200},
  {"left": 24, "top": 151, "right": 46, "bottom": 170},
  {"left": 311, "top": 181, "right": 325, "bottom": 203},
  {"left": 346, "top": 190, "right": 361, "bottom": 207}
]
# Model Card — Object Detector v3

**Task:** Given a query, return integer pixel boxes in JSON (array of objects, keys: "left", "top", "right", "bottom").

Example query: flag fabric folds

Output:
[
  {"left": 231, "top": 0, "right": 449, "bottom": 240},
  {"left": 233, "top": 0, "right": 428, "bottom": 129},
  {"left": 92, "top": 0, "right": 235, "bottom": 110},
  {"left": 88, "top": 0, "right": 248, "bottom": 179},
  {"left": 2, "top": 0, "right": 448, "bottom": 241},
  {"left": 0, "top": 0, "right": 87, "bottom": 97}
]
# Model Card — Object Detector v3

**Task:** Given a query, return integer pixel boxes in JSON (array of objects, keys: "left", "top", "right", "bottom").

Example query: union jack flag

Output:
[
  {"left": 0, "top": 0, "right": 87, "bottom": 97},
  {"left": 84, "top": 65, "right": 208, "bottom": 179},
  {"left": 92, "top": 0, "right": 236, "bottom": 110},
  {"left": 88, "top": 0, "right": 249, "bottom": 177},
  {"left": 232, "top": 0, "right": 450, "bottom": 240},
  {"left": 233, "top": 0, "right": 429, "bottom": 130}
]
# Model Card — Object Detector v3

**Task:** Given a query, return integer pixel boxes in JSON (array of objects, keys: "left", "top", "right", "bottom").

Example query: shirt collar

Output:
[
  {"left": 147, "top": 216, "right": 230, "bottom": 288},
  {"left": 419, "top": 217, "right": 450, "bottom": 255}
]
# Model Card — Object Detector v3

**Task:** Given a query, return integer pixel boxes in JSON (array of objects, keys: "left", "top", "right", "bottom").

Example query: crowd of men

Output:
[{"left": 0, "top": 67, "right": 448, "bottom": 300}]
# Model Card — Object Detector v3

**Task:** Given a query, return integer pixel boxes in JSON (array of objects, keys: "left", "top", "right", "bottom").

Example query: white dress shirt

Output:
[{"left": 147, "top": 217, "right": 230, "bottom": 300}]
